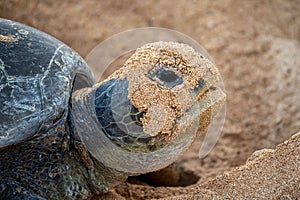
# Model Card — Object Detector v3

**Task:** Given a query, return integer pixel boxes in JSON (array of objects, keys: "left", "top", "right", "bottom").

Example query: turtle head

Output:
[{"left": 71, "top": 42, "right": 225, "bottom": 174}]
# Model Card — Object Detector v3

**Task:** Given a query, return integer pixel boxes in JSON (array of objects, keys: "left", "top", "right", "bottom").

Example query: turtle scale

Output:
[{"left": 0, "top": 18, "right": 95, "bottom": 148}]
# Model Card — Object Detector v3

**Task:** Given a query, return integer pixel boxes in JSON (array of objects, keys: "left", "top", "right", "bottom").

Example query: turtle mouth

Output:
[
  {"left": 195, "top": 86, "right": 225, "bottom": 115},
  {"left": 190, "top": 67, "right": 226, "bottom": 112}
]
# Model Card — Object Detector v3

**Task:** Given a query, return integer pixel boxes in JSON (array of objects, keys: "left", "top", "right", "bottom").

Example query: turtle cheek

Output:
[{"left": 140, "top": 103, "right": 172, "bottom": 137}]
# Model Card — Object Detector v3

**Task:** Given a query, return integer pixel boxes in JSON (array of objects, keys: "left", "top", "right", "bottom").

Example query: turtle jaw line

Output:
[
  {"left": 195, "top": 85, "right": 225, "bottom": 118},
  {"left": 197, "top": 85, "right": 217, "bottom": 100}
]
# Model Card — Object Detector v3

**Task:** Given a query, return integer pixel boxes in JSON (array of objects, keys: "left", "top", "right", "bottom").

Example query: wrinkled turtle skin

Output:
[{"left": 0, "top": 19, "right": 225, "bottom": 199}]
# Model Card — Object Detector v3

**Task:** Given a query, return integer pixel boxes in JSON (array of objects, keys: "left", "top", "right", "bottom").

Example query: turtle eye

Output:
[{"left": 151, "top": 66, "right": 183, "bottom": 88}]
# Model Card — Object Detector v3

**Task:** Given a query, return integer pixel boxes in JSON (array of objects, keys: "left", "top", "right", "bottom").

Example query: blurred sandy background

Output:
[{"left": 1, "top": 1, "right": 299, "bottom": 199}]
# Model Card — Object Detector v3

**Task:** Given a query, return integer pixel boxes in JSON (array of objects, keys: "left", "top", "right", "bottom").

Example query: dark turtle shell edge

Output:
[{"left": 0, "top": 18, "right": 95, "bottom": 148}]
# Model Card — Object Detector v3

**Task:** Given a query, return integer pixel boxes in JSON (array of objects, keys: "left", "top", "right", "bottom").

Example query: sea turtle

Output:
[{"left": 0, "top": 18, "right": 225, "bottom": 199}]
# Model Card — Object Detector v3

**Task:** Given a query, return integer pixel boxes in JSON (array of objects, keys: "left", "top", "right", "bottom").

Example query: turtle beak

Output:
[
  {"left": 196, "top": 86, "right": 226, "bottom": 118},
  {"left": 192, "top": 64, "right": 226, "bottom": 114},
  {"left": 185, "top": 67, "right": 226, "bottom": 137}
]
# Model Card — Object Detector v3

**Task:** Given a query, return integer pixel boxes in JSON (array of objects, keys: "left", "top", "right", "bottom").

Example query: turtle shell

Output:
[{"left": 0, "top": 18, "right": 95, "bottom": 148}]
